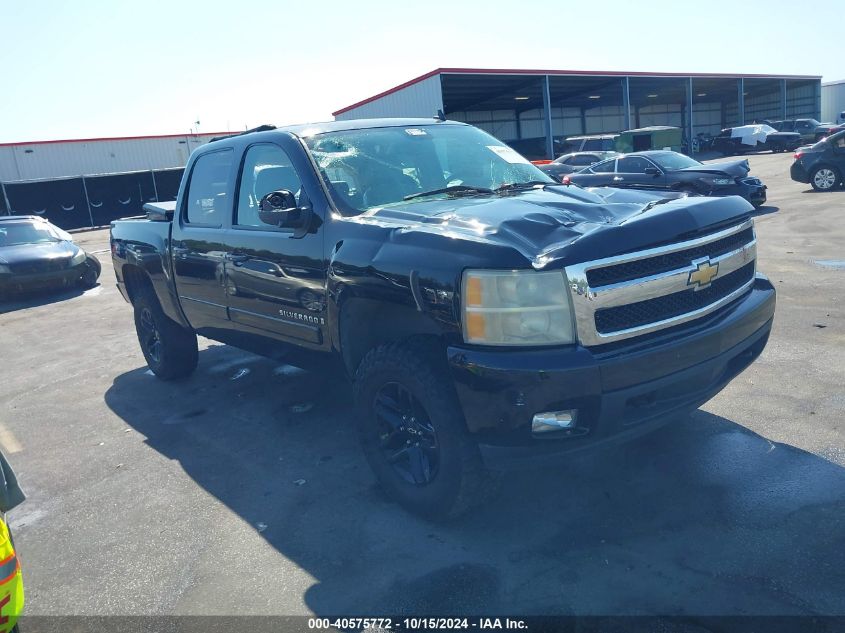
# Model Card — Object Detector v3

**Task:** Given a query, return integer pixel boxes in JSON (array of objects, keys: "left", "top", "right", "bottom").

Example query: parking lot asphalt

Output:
[{"left": 1, "top": 152, "right": 843, "bottom": 618}]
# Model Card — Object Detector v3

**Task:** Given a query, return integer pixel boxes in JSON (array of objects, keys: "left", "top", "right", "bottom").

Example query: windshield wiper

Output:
[
  {"left": 494, "top": 181, "right": 551, "bottom": 193},
  {"left": 403, "top": 185, "right": 494, "bottom": 201}
]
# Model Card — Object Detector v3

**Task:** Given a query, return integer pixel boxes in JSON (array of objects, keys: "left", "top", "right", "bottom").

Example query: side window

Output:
[
  {"left": 572, "top": 154, "right": 598, "bottom": 166},
  {"left": 236, "top": 144, "right": 303, "bottom": 228},
  {"left": 582, "top": 139, "right": 601, "bottom": 151},
  {"left": 185, "top": 149, "right": 234, "bottom": 225},
  {"left": 590, "top": 159, "right": 616, "bottom": 174},
  {"left": 617, "top": 156, "right": 651, "bottom": 174}
]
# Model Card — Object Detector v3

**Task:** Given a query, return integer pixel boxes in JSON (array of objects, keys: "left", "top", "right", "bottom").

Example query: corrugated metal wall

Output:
[
  {"left": 822, "top": 81, "right": 845, "bottom": 123},
  {"left": 334, "top": 75, "right": 443, "bottom": 121},
  {"left": 0, "top": 133, "right": 220, "bottom": 182}
]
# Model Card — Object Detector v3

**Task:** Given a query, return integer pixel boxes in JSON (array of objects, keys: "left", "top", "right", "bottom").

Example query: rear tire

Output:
[
  {"left": 133, "top": 288, "right": 198, "bottom": 380},
  {"left": 810, "top": 166, "right": 841, "bottom": 191},
  {"left": 353, "top": 341, "right": 497, "bottom": 519}
]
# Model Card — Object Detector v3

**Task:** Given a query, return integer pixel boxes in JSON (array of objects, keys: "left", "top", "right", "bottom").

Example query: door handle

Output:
[
  {"left": 613, "top": 176, "right": 624, "bottom": 182},
  {"left": 172, "top": 246, "right": 189, "bottom": 259}
]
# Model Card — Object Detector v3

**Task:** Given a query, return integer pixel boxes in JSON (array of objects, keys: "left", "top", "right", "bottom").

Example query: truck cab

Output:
[{"left": 111, "top": 119, "right": 776, "bottom": 518}]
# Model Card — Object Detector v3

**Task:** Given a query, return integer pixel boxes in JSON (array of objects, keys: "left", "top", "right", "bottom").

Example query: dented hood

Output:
[
  {"left": 676, "top": 159, "right": 750, "bottom": 178},
  {"left": 359, "top": 186, "right": 754, "bottom": 269}
]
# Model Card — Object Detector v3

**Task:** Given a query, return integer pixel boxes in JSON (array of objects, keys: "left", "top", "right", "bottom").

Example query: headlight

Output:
[
  {"left": 70, "top": 249, "right": 87, "bottom": 265},
  {"left": 462, "top": 269, "right": 575, "bottom": 346}
]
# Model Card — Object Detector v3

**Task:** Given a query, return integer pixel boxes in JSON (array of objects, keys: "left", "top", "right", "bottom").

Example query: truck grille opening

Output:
[
  {"left": 587, "top": 226, "right": 754, "bottom": 287},
  {"left": 595, "top": 262, "right": 755, "bottom": 334},
  {"left": 565, "top": 220, "right": 757, "bottom": 346}
]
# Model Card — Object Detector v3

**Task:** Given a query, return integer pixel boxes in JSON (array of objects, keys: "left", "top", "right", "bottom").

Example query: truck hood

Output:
[
  {"left": 0, "top": 241, "right": 78, "bottom": 265},
  {"left": 676, "top": 159, "right": 750, "bottom": 178},
  {"left": 356, "top": 186, "right": 753, "bottom": 269}
]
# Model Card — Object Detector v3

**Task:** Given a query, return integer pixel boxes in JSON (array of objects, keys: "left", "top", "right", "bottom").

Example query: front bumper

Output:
[
  {"left": 0, "top": 263, "right": 87, "bottom": 294},
  {"left": 447, "top": 275, "right": 776, "bottom": 468},
  {"left": 713, "top": 182, "right": 766, "bottom": 207}
]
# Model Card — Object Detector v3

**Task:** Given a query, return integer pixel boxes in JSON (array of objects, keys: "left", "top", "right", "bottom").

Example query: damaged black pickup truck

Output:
[{"left": 110, "top": 119, "right": 775, "bottom": 518}]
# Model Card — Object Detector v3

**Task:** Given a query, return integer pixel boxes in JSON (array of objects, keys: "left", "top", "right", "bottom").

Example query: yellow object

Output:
[{"left": 0, "top": 517, "right": 22, "bottom": 633}]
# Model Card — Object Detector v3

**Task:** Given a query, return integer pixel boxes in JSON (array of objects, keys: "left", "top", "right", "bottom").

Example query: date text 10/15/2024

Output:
[{"left": 307, "top": 618, "right": 528, "bottom": 630}]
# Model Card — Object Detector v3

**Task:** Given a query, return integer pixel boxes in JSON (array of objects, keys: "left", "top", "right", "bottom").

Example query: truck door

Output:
[
  {"left": 170, "top": 148, "right": 235, "bottom": 332},
  {"left": 224, "top": 141, "right": 328, "bottom": 349}
]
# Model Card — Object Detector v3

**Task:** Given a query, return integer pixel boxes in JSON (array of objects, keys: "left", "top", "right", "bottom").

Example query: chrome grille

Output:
[{"left": 565, "top": 220, "right": 757, "bottom": 346}]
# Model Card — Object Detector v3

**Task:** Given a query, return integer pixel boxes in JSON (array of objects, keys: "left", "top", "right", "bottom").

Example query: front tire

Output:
[
  {"left": 810, "top": 166, "right": 841, "bottom": 191},
  {"left": 133, "top": 288, "right": 198, "bottom": 380},
  {"left": 353, "top": 341, "right": 496, "bottom": 519},
  {"left": 79, "top": 262, "right": 99, "bottom": 288}
]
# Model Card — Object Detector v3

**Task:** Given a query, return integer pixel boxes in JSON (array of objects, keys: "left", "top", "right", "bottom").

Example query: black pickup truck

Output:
[{"left": 110, "top": 119, "right": 775, "bottom": 518}]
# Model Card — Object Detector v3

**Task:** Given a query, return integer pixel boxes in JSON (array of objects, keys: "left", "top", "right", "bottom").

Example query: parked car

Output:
[
  {"left": 0, "top": 215, "right": 101, "bottom": 299},
  {"left": 538, "top": 151, "right": 620, "bottom": 181},
  {"left": 812, "top": 122, "right": 845, "bottom": 141},
  {"left": 111, "top": 118, "right": 774, "bottom": 518},
  {"left": 769, "top": 118, "right": 823, "bottom": 143},
  {"left": 712, "top": 125, "right": 802, "bottom": 154},
  {"left": 559, "top": 134, "right": 618, "bottom": 153},
  {"left": 790, "top": 129, "right": 845, "bottom": 191},
  {"left": 565, "top": 150, "right": 767, "bottom": 207}
]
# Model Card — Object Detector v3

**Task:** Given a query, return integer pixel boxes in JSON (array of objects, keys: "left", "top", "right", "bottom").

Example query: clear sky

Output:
[{"left": 1, "top": 0, "right": 841, "bottom": 143}]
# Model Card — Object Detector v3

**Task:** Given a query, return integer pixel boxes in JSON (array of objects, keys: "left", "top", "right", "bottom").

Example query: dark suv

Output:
[
  {"left": 790, "top": 129, "right": 845, "bottom": 191},
  {"left": 770, "top": 119, "right": 822, "bottom": 143}
]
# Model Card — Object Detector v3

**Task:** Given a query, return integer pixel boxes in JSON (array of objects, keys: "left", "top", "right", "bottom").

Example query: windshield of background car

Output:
[
  {"left": 650, "top": 152, "right": 701, "bottom": 170},
  {"left": 304, "top": 124, "right": 553, "bottom": 213},
  {"left": 0, "top": 222, "right": 63, "bottom": 247}
]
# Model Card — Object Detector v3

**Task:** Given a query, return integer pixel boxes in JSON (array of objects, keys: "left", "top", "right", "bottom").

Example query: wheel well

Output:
[
  {"left": 121, "top": 264, "right": 155, "bottom": 305},
  {"left": 339, "top": 298, "right": 445, "bottom": 376}
]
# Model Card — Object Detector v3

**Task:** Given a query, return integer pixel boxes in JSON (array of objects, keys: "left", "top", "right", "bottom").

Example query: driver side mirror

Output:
[
  {"left": 258, "top": 190, "right": 302, "bottom": 228},
  {"left": 644, "top": 166, "right": 661, "bottom": 176}
]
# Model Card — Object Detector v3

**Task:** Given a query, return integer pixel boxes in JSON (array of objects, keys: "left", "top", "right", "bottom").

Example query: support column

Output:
[
  {"left": 81, "top": 177, "right": 95, "bottom": 228},
  {"left": 781, "top": 79, "right": 788, "bottom": 120},
  {"left": 687, "top": 77, "right": 694, "bottom": 155},
  {"left": 542, "top": 75, "right": 554, "bottom": 159},
  {"left": 151, "top": 170, "right": 160, "bottom": 202},
  {"left": 738, "top": 78, "right": 745, "bottom": 126},
  {"left": 1, "top": 183, "right": 11, "bottom": 215},
  {"left": 580, "top": 107, "right": 587, "bottom": 136},
  {"left": 814, "top": 80, "right": 821, "bottom": 120},
  {"left": 622, "top": 77, "right": 631, "bottom": 130},
  {"left": 514, "top": 110, "right": 522, "bottom": 140}
]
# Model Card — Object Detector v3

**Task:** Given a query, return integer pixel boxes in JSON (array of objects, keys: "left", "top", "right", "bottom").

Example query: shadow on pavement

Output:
[
  {"left": 0, "top": 283, "right": 99, "bottom": 314},
  {"left": 751, "top": 205, "right": 779, "bottom": 217},
  {"left": 104, "top": 345, "right": 845, "bottom": 616}
]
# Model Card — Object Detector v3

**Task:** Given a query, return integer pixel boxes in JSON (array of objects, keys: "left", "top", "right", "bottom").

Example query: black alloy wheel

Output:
[
  {"left": 138, "top": 307, "right": 163, "bottom": 364},
  {"left": 374, "top": 382, "right": 439, "bottom": 485}
]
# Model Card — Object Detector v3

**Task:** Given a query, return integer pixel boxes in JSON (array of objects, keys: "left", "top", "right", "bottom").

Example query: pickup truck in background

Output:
[{"left": 110, "top": 119, "right": 776, "bottom": 518}]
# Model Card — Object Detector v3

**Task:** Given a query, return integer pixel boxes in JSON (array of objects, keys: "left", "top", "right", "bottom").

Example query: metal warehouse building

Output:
[
  {"left": 0, "top": 132, "right": 223, "bottom": 182},
  {"left": 334, "top": 68, "right": 822, "bottom": 159},
  {"left": 822, "top": 79, "right": 845, "bottom": 123},
  {"left": 0, "top": 132, "right": 224, "bottom": 229}
]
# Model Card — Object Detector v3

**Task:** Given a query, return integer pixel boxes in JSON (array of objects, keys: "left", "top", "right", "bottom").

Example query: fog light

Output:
[{"left": 532, "top": 410, "right": 577, "bottom": 435}]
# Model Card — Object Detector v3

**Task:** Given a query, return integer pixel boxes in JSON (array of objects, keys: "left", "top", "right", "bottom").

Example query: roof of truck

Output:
[{"left": 209, "top": 118, "right": 465, "bottom": 145}]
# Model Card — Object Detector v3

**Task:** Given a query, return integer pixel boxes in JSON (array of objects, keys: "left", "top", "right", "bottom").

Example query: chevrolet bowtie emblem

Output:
[{"left": 688, "top": 258, "right": 719, "bottom": 290}]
